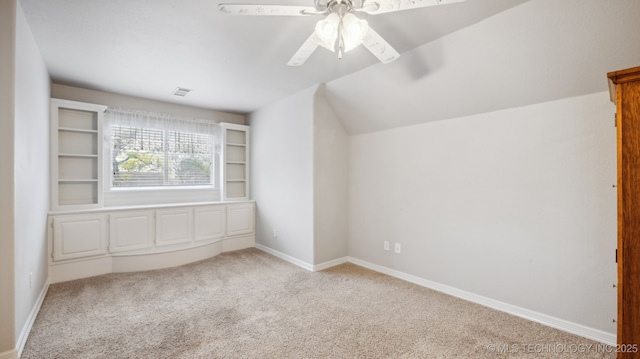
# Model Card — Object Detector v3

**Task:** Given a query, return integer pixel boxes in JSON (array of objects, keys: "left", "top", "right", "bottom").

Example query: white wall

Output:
[
  {"left": 51, "top": 84, "right": 245, "bottom": 125},
  {"left": 249, "top": 86, "right": 316, "bottom": 265},
  {"left": 250, "top": 84, "right": 350, "bottom": 267},
  {"left": 313, "top": 87, "right": 348, "bottom": 264},
  {"left": 348, "top": 92, "right": 617, "bottom": 334},
  {"left": 13, "top": 1, "right": 50, "bottom": 352},
  {"left": 0, "top": 0, "right": 17, "bottom": 355}
]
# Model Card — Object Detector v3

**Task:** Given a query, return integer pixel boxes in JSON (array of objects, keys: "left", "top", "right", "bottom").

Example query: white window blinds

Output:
[{"left": 105, "top": 108, "right": 221, "bottom": 188}]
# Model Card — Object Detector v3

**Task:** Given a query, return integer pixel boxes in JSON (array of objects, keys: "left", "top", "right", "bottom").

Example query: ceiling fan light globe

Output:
[
  {"left": 342, "top": 13, "right": 369, "bottom": 51},
  {"left": 315, "top": 13, "right": 339, "bottom": 42}
]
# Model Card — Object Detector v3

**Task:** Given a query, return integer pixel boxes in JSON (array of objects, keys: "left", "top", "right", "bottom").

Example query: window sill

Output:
[
  {"left": 104, "top": 186, "right": 221, "bottom": 208},
  {"left": 108, "top": 185, "right": 215, "bottom": 192},
  {"left": 48, "top": 199, "right": 255, "bottom": 216}
]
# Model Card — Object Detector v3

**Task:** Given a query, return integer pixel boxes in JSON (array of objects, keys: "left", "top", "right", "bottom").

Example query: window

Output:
[{"left": 106, "top": 108, "right": 220, "bottom": 189}]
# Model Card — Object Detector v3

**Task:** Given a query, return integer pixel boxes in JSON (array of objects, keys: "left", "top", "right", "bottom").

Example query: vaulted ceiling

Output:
[
  {"left": 20, "top": 0, "right": 526, "bottom": 112},
  {"left": 18, "top": 0, "right": 640, "bottom": 134},
  {"left": 326, "top": 0, "right": 640, "bottom": 133}
]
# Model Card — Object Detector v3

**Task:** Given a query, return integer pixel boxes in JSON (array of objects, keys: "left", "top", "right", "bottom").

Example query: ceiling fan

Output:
[{"left": 218, "top": 0, "right": 465, "bottom": 66}]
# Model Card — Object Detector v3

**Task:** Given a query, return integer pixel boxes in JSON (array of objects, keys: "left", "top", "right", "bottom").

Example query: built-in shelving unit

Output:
[
  {"left": 221, "top": 123, "right": 250, "bottom": 201},
  {"left": 51, "top": 99, "right": 107, "bottom": 211},
  {"left": 48, "top": 201, "right": 255, "bottom": 283}
]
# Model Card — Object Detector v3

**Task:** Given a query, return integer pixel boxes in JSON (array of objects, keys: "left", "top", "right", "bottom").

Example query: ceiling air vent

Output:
[{"left": 172, "top": 87, "right": 193, "bottom": 97}]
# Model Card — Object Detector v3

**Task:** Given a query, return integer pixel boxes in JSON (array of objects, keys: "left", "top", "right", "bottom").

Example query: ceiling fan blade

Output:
[
  {"left": 218, "top": 4, "right": 319, "bottom": 16},
  {"left": 362, "top": 27, "right": 400, "bottom": 64},
  {"left": 287, "top": 33, "right": 322, "bottom": 66},
  {"left": 361, "top": 0, "right": 465, "bottom": 15}
]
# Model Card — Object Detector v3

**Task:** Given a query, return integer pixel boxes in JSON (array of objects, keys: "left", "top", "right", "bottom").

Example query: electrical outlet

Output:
[
  {"left": 273, "top": 229, "right": 278, "bottom": 238},
  {"left": 394, "top": 243, "right": 401, "bottom": 254},
  {"left": 384, "top": 241, "right": 390, "bottom": 251}
]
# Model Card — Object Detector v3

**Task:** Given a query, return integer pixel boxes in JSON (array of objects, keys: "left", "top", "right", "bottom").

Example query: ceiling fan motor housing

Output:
[
  {"left": 314, "top": 0, "right": 330, "bottom": 11},
  {"left": 315, "top": 0, "right": 365, "bottom": 12}
]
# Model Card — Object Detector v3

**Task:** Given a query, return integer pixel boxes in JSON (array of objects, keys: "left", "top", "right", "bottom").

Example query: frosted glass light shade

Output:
[
  {"left": 315, "top": 13, "right": 339, "bottom": 50},
  {"left": 342, "top": 13, "right": 368, "bottom": 51},
  {"left": 314, "top": 12, "right": 369, "bottom": 54}
]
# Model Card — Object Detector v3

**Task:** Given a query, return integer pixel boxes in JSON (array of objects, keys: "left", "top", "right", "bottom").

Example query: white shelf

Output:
[
  {"left": 59, "top": 153, "right": 99, "bottom": 158},
  {"left": 51, "top": 99, "right": 107, "bottom": 211},
  {"left": 222, "top": 124, "right": 250, "bottom": 201},
  {"left": 58, "top": 127, "right": 99, "bottom": 134},
  {"left": 58, "top": 179, "right": 99, "bottom": 183}
]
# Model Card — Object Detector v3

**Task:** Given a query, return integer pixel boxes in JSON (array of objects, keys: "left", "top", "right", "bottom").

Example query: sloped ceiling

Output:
[
  {"left": 325, "top": 0, "right": 640, "bottom": 134},
  {"left": 19, "top": 0, "right": 527, "bottom": 114},
  {"left": 18, "top": 0, "right": 640, "bottom": 134}
]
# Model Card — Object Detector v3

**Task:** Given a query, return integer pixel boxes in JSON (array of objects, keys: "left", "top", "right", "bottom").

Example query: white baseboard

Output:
[
  {"left": 348, "top": 257, "right": 616, "bottom": 346},
  {"left": 16, "top": 279, "right": 50, "bottom": 357},
  {"left": 253, "top": 244, "right": 349, "bottom": 272},
  {"left": 313, "top": 256, "right": 348, "bottom": 271},
  {"left": 113, "top": 242, "right": 223, "bottom": 273},
  {"left": 0, "top": 349, "right": 17, "bottom": 359},
  {"left": 51, "top": 236, "right": 256, "bottom": 283},
  {"left": 254, "top": 244, "right": 314, "bottom": 271},
  {"left": 222, "top": 235, "right": 255, "bottom": 253},
  {"left": 49, "top": 256, "right": 113, "bottom": 284}
]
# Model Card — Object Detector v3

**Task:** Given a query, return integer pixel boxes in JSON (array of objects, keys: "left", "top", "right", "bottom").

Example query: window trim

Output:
[
  {"left": 103, "top": 108, "right": 222, "bottom": 200},
  {"left": 108, "top": 125, "right": 217, "bottom": 189}
]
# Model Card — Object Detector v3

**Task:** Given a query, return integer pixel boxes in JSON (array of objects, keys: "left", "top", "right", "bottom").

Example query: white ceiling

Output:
[
  {"left": 19, "top": 0, "right": 528, "bottom": 114},
  {"left": 325, "top": 0, "right": 640, "bottom": 134},
  {"left": 18, "top": 0, "right": 640, "bottom": 134}
]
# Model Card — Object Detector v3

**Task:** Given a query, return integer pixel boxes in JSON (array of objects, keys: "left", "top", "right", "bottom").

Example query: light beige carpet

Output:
[{"left": 22, "top": 248, "right": 614, "bottom": 358}]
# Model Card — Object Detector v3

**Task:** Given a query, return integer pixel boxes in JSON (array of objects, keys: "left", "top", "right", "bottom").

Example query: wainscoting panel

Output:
[
  {"left": 195, "top": 206, "right": 226, "bottom": 242},
  {"left": 109, "top": 210, "right": 154, "bottom": 253},
  {"left": 155, "top": 208, "right": 193, "bottom": 247}
]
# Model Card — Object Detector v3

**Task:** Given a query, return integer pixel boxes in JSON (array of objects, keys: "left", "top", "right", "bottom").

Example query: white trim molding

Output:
[
  {"left": 253, "top": 245, "right": 348, "bottom": 272},
  {"left": 50, "top": 236, "right": 254, "bottom": 283},
  {"left": 16, "top": 279, "right": 50, "bottom": 356},
  {"left": 254, "top": 244, "right": 314, "bottom": 271},
  {"left": 347, "top": 257, "right": 617, "bottom": 346},
  {"left": 313, "top": 257, "right": 348, "bottom": 272}
]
